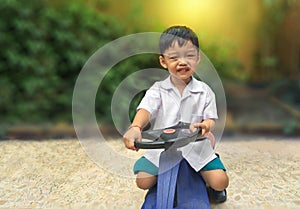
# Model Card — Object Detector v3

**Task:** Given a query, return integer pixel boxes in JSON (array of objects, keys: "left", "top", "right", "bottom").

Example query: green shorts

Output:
[{"left": 133, "top": 156, "right": 226, "bottom": 176}]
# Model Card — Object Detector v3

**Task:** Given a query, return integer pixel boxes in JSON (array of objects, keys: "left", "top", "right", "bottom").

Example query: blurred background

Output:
[{"left": 0, "top": 0, "right": 299, "bottom": 139}]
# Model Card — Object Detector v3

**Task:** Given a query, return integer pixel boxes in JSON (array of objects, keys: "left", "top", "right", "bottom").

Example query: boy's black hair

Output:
[{"left": 159, "top": 25, "right": 199, "bottom": 55}]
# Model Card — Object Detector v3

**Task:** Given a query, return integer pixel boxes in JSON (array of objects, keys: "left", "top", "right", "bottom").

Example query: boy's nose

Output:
[{"left": 178, "top": 57, "right": 188, "bottom": 65}]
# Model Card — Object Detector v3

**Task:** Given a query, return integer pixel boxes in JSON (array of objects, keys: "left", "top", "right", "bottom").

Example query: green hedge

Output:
[{"left": 0, "top": 0, "right": 124, "bottom": 124}]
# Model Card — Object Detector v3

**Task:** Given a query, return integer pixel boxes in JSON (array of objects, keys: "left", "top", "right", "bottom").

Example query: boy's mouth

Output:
[{"left": 177, "top": 67, "right": 190, "bottom": 73}]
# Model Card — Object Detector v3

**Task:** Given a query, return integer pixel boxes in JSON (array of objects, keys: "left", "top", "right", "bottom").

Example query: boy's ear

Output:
[
  {"left": 196, "top": 53, "right": 201, "bottom": 64},
  {"left": 159, "top": 55, "right": 167, "bottom": 69}
]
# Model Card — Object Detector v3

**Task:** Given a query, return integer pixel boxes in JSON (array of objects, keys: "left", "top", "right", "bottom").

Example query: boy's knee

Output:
[
  {"left": 136, "top": 178, "right": 150, "bottom": 190},
  {"left": 201, "top": 170, "right": 229, "bottom": 191},
  {"left": 209, "top": 174, "right": 229, "bottom": 191},
  {"left": 136, "top": 172, "right": 157, "bottom": 190}
]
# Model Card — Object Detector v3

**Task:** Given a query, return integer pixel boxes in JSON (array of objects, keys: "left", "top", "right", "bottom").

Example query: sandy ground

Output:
[{"left": 0, "top": 135, "right": 299, "bottom": 209}]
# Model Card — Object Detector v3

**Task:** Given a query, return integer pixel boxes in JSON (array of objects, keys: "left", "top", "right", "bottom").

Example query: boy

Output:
[{"left": 123, "top": 25, "right": 229, "bottom": 203}]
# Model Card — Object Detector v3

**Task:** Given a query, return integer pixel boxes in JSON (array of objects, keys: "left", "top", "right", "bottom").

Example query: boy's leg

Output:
[
  {"left": 202, "top": 133, "right": 229, "bottom": 191},
  {"left": 200, "top": 154, "right": 229, "bottom": 203},
  {"left": 134, "top": 156, "right": 158, "bottom": 190}
]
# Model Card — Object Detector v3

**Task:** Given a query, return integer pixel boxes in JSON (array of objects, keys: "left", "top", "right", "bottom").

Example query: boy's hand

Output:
[
  {"left": 189, "top": 122, "right": 209, "bottom": 136},
  {"left": 123, "top": 126, "right": 142, "bottom": 151},
  {"left": 190, "top": 119, "right": 215, "bottom": 136}
]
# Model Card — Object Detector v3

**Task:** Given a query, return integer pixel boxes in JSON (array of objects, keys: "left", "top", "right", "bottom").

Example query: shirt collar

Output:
[{"left": 160, "top": 76, "right": 205, "bottom": 93}]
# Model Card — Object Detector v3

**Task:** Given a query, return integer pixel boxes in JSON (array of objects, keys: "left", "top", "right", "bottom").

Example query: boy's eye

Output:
[
  {"left": 169, "top": 56, "right": 178, "bottom": 60},
  {"left": 187, "top": 54, "right": 196, "bottom": 58}
]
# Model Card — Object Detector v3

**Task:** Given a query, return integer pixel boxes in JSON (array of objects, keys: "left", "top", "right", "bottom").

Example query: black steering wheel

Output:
[{"left": 134, "top": 122, "right": 205, "bottom": 150}]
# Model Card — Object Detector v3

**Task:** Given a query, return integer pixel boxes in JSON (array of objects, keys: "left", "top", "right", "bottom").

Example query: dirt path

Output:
[{"left": 0, "top": 136, "right": 299, "bottom": 209}]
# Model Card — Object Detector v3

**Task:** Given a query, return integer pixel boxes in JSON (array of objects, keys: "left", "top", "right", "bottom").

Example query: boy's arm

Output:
[{"left": 123, "top": 108, "right": 151, "bottom": 151}]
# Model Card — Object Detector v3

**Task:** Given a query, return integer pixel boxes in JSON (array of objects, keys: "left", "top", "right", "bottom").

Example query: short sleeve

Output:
[
  {"left": 137, "top": 82, "right": 161, "bottom": 117},
  {"left": 203, "top": 85, "right": 218, "bottom": 120}
]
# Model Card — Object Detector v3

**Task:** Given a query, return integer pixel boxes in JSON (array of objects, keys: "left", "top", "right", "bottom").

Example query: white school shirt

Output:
[{"left": 137, "top": 76, "right": 218, "bottom": 172}]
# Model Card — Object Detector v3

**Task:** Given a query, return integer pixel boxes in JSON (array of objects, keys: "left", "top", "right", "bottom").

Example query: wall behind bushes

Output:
[
  {"left": 0, "top": 0, "right": 240, "bottom": 130},
  {"left": 2, "top": 0, "right": 298, "bottom": 137}
]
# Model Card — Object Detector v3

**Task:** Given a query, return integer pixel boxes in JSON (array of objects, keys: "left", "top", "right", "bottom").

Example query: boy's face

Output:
[{"left": 159, "top": 40, "right": 200, "bottom": 84}]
